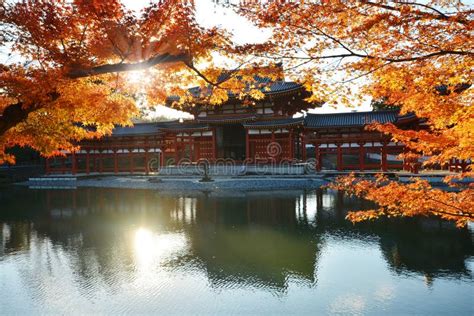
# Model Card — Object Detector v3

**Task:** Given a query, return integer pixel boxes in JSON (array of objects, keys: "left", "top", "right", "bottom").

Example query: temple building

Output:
[{"left": 44, "top": 72, "right": 434, "bottom": 175}]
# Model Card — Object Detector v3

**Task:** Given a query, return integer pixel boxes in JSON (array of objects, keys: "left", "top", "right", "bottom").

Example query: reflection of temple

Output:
[
  {"left": 1, "top": 187, "right": 472, "bottom": 291},
  {"left": 181, "top": 192, "right": 321, "bottom": 289}
]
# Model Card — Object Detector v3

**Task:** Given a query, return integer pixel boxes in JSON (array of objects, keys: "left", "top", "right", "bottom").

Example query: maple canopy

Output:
[
  {"left": 0, "top": 1, "right": 473, "bottom": 225},
  {"left": 233, "top": 0, "right": 473, "bottom": 226}
]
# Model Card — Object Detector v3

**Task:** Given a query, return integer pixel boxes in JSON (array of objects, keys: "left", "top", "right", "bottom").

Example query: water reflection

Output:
[{"left": 0, "top": 186, "right": 472, "bottom": 314}]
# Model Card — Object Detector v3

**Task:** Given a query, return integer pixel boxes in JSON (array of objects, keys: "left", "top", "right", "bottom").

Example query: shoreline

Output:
[
  {"left": 22, "top": 175, "right": 328, "bottom": 192},
  {"left": 20, "top": 171, "right": 471, "bottom": 192}
]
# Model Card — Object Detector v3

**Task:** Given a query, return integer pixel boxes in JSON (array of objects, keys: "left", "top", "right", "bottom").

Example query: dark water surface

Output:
[{"left": 0, "top": 186, "right": 472, "bottom": 315}]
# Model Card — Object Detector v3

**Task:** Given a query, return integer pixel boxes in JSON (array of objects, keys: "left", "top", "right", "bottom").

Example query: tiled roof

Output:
[
  {"left": 156, "top": 121, "right": 210, "bottom": 132},
  {"left": 168, "top": 77, "right": 304, "bottom": 103},
  {"left": 196, "top": 113, "right": 258, "bottom": 124},
  {"left": 305, "top": 110, "right": 398, "bottom": 129},
  {"left": 111, "top": 121, "right": 211, "bottom": 136},
  {"left": 243, "top": 117, "right": 305, "bottom": 129},
  {"left": 111, "top": 122, "right": 163, "bottom": 136}
]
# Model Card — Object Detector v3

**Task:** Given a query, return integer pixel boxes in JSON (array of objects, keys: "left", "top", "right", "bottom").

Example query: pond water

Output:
[{"left": 0, "top": 186, "right": 472, "bottom": 315}]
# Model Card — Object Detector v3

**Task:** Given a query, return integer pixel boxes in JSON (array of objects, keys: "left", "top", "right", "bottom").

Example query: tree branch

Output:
[
  {"left": 67, "top": 53, "right": 190, "bottom": 78},
  {"left": 362, "top": 1, "right": 471, "bottom": 25},
  {"left": 0, "top": 102, "right": 36, "bottom": 136}
]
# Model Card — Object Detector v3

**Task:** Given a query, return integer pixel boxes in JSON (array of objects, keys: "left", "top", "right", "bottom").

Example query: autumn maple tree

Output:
[
  {"left": 1, "top": 1, "right": 473, "bottom": 225},
  {"left": 234, "top": 0, "right": 473, "bottom": 226},
  {"left": 0, "top": 0, "right": 253, "bottom": 162}
]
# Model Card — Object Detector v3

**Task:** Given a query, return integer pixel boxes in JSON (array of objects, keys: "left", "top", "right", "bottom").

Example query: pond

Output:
[{"left": 0, "top": 186, "right": 472, "bottom": 315}]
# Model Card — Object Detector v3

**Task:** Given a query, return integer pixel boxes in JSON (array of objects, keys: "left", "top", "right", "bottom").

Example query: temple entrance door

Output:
[{"left": 215, "top": 124, "right": 246, "bottom": 160}]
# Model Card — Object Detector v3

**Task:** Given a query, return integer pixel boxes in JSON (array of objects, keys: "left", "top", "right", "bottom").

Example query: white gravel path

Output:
[{"left": 76, "top": 176, "right": 327, "bottom": 192}]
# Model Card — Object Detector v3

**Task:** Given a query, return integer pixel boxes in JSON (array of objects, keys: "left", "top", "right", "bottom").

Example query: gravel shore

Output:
[{"left": 75, "top": 176, "right": 328, "bottom": 192}]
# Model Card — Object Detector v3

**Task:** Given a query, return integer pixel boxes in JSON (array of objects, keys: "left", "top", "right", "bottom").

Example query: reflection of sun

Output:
[
  {"left": 134, "top": 228, "right": 154, "bottom": 264},
  {"left": 133, "top": 227, "right": 186, "bottom": 271}
]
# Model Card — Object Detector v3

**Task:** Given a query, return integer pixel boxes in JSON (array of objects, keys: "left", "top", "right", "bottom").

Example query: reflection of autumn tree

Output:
[
  {"left": 313, "top": 189, "right": 473, "bottom": 280},
  {"left": 235, "top": 1, "right": 473, "bottom": 226},
  {"left": 379, "top": 222, "right": 472, "bottom": 281}
]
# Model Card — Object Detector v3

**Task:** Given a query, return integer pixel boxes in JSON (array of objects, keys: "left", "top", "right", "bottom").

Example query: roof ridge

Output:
[{"left": 306, "top": 109, "right": 399, "bottom": 116}]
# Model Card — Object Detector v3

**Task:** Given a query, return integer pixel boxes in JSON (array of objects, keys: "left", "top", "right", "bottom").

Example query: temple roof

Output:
[
  {"left": 243, "top": 117, "right": 305, "bottom": 129},
  {"left": 108, "top": 110, "right": 417, "bottom": 136},
  {"left": 111, "top": 122, "right": 163, "bottom": 136},
  {"left": 196, "top": 113, "right": 258, "bottom": 124},
  {"left": 156, "top": 120, "right": 211, "bottom": 132},
  {"left": 168, "top": 77, "right": 305, "bottom": 104},
  {"left": 305, "top": 110, "right": 399, "bottom": 129}
]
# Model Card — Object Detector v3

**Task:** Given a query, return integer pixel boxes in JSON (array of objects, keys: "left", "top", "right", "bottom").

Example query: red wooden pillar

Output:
[
  {"left": 71, "top": 152, "right": 77, "bottom": 175},
  {"left": 113, "top": 150, "right": 118, "bottom": 174},
  {"left": 129, "top": 148, "right": 134, "bottom": 174},
  {"left": 211, "top": 129, "right": 217, "bottom": 161},
  {"left": 245, "top": 129, "right": 250, "bottom": 161},
  {"left": 271, "top": 130, "right": 276, "bottom": 161},
  {"left": 381, "top": 143, "right": 388, "bottom": 172},
  {"left": 359, "top": 143, "right": 365, "bottom": 171},
  {"left": 190, "top": 135, "right": 195, "bottom": 162},
  {"left": 85, "top": 150, "right": 90, "bottom": 174},
  {"left": 160, "top": 148, "right": 164, "bottom": 167},
  {"left": 174, "top": 135, "right": 179, "bottom": 165},
  {"left": 195, "top": 138, "right": 201, "bottom": 161},
  {"left": 336, "top": 143, "right": 342, "bottom": 171}
]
